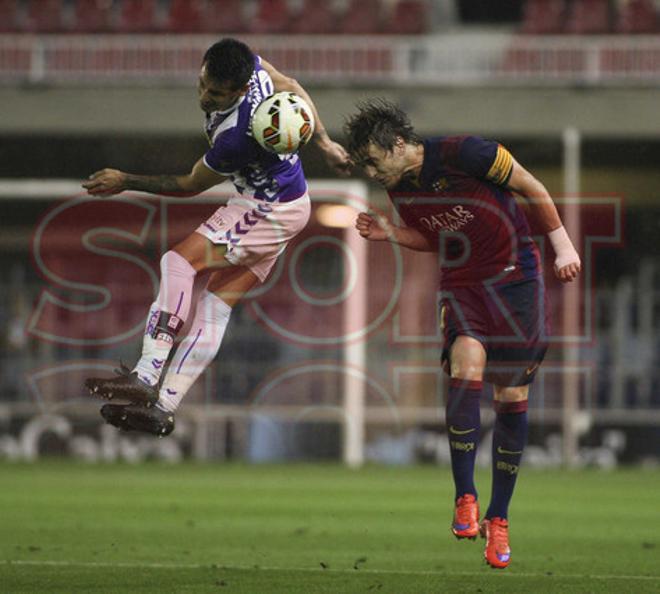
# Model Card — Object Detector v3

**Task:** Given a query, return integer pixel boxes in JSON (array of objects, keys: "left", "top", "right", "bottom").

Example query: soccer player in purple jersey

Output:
[
  {"left": 344, "top": 99, "right": 580, "bottom": 569},
  {"left": 82, "top": 38, "right": 350, "bottom": 436}
]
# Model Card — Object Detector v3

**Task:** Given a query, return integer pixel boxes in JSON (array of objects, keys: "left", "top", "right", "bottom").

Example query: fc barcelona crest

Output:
[{"left": 432, "top": 177, "right": 449, "bottom": 192}]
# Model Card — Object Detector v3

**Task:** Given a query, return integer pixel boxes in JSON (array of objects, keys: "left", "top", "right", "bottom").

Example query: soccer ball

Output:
[{"left": 251, "top": 92, "right": 315, "bottom": 154}]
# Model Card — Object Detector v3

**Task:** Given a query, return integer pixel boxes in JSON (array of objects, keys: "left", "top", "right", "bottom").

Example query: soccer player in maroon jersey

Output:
[{"left": 344, "top": 99, "right": 580, "bottom": 569}]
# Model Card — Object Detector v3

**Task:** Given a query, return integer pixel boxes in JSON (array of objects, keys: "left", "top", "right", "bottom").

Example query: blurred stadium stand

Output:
[
  {"left": 165, "top": 0, "right": 205, "bottom": 34},
  {"left": 250, "top": 0, "right": 291, "bottom": 35},
  {"left": 520, "top": 0, "right": 566, "bottom": 35},
  {"left": 201, "top": 0, "right": 248, "bottom": 33},
  {"left": 0, "top": 0, "right": 656, "bottom": 35},
  {"left": 337, "top": 0, "right": 385, "bottom": 35},
  {"left": 383, "top": 0, "right": 430, "bottom": 35},
  {"left": 0, "top": 0, "right": 20, "bottom": 33},
  {"left": 72, "top": 0, "right": 115, "bottom": 33},
  {"left": 289, "top": 0, "right": 339, "bottom": 35},
  {"left": 116, "top": 0, "right": 159, "bottom": 33},
  {"left": 24, "top": 0, "right": 67, "bottom": 33},
  {"left": 564, "top": 0, "right": 612, "bottom": 34},
  {"left": 0, "top": 0, "right": 656, "bottom": 85},
  {"left": 615, "top": 0, "right": 659, "bottom": 33}
]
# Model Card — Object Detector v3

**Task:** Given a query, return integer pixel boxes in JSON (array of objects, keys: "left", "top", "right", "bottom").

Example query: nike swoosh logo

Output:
[
  {"left": 449, "top": 426, "right": 476, "bottom": 435},
  {"left": 497, "top": 446, "right": 523, "bottom": 455},
  {"left": 525, "top": 362, "right": 540, "bottom": 376}
]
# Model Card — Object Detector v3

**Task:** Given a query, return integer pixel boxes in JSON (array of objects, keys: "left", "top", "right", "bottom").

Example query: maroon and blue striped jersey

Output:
[{"left": 390, "top": 135, "right": 541, "bottom": 288}]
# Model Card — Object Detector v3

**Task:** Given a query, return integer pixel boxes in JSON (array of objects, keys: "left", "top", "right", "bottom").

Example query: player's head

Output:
[
  {"left": 344, "top": 98, "right": 422, "bottom": 189},
  {"left": 199, "top": 38, "right": 254, "bottom": 113}
]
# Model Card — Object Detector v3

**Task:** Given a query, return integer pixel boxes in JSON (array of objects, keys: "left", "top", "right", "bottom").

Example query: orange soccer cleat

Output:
[
  {"left": 480, "top": 517, "right": 511, "bottom": 569},
  {"left": 451, "top": 494, "right": 480, "bottom": 539}
]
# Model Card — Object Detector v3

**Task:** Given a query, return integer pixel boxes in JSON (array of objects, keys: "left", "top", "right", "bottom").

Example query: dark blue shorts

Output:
[{"left": 440, "top": 276, "right": 550, "bottom": 387}]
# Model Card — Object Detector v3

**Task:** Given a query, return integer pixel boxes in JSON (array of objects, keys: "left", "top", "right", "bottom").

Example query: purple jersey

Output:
[
  {"left": 202, "top": 55, "right": 307, "bottom": 202},
  {"left": 391, "top": 136, "right": 541, "bottom": 288}
]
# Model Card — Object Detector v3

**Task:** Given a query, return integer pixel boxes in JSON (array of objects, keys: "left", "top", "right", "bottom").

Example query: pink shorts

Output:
[{"left": 195, "top": 194, "right": 311, "bottom": 282}]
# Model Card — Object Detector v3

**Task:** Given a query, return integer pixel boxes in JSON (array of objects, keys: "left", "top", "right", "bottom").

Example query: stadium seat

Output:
[
  {"left": 249, "top": 0, "right": 292, "bottom": 34},
  {"left": 615, "top": 0, "right": 659, "bottom": 33},
  {"left": 0, "top": 0, "right": 20, "bottom": 32},
  {"left": 337, "top": 0, "right": 383, "bottom": 34},
  {"left": 564, "top": 0, "right": 611, "bottom": 34},
  {"left": 166, "top": 0, "right": 204, "bottom": 33},
  {"left": 289, "top": 0, "right": 339, "bottom": 34},
  {"left": 72, "top": 0, "right": 115, "bottom": 33},
  {"left": 382, "top": 0, "right": 429, "bottom": 35},
  {"left": 116, "top": 0, "right": 160, "bottom": 32},
  {"left": 519, "top": 0, "right": 567, "bottom": 34},
  {"left": 200, "top": 0, "right": 248, "bottom": 33},
  {"left": 24, "top": 0, "right": 66, "bottom": 33}
]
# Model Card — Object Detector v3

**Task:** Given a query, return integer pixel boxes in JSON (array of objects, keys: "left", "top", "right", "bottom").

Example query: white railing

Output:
[{"left": 0, "top": 33, "right": 659, "bottom": 85}]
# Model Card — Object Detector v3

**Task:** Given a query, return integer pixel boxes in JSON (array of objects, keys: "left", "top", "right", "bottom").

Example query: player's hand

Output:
[
  {"left": 319, "top": 139, "right": 352, "bottom": 177},
  {"left": 82, "top": 169, "right": 127, "bottom": 196},
  {"left": 548, "top": 226, "right": 581, "bottom": 283},
  {"left": 355, "top": 212, "right": 391, "bottom": 241},
  {"left": 554, "top": 256, "right": 581, "bottom": 283}
]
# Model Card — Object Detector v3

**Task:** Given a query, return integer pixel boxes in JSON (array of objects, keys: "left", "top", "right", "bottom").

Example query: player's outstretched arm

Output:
[
  {"left": 260, "top": 58, "right": 351, "bottom": 176},
  {"left": 82, "top": 158, "right": 227, "bottom": 198},
  {"left": 355, "top": 212, "right": 434, "bottom": 251},
  {"left": 507, "top": 158, "right": 581, "bottom": 283}
]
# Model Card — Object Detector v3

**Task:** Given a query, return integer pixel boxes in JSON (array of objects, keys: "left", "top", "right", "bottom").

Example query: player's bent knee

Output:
[
  {"left": 493, "top": 385, "right": 529, "bottom": 402},
  {"left": 450, "top": 362, "right": 484, "bottom": 381},
  {"left": 449, "top": 336, "right": 486, "bottom": 380},
  {"left": 159, "top": 249, "right": 197, "bottom": 276}
]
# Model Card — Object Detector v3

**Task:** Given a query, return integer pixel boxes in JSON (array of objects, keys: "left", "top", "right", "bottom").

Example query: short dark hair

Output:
[
  {"left": 203, "top": 38, "right": 254, "bottom": 90},
  {"left": 343, "top": 98, "right": 421, "bottom": 158}
]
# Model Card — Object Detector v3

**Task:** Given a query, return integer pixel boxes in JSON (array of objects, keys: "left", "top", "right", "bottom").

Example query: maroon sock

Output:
[
  {"left": 486, "top": 400, "right": 529, "bottom": 520},
  {"left": 446, "top": 378, "right": 482, "bottom": 501}
]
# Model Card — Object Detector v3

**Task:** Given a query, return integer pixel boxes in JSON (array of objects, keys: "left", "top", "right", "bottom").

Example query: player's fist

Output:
[
  {"left": 82, "top": 169, "right": 127, "bottom": 196},
  {"left": 355, "top": 212, "right": 391, "bottom": 241},
  {"left": 554, "top": 256, "right": 581, "bottom": 283},
  {"left": 318, "top": 139, "right": 352, "bottom": 177},
  {"left": 548, "top": 225, "right": 581, "bottom": 283}
]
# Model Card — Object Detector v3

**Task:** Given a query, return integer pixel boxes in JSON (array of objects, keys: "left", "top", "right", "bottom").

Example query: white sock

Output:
[
  {"left": 133, "top": 252, "right": 197, "bottom": 386},
  {"left": 157, "top": 291, "right": 232, "bottom": 412},
  {"left": 131, "top": 302, "right": 166, "bottom": 386}
]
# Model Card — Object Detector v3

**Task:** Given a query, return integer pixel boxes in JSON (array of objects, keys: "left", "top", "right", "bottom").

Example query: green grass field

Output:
[{"left": 1, "top": 462, "right": 658, "bottom": 593}]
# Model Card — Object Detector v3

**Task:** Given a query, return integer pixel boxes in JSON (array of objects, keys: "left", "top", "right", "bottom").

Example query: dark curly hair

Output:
[
  {"left": 203, "top": 38, "right": 254, "bottom": 91},
  {"left": 343, "top": 98, "right": 421, "bottom": 158}
]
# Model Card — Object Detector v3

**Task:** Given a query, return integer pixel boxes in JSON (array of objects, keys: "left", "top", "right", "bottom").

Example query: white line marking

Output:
[{"left": 4, "top": 560, "right": 659, "bottom": 581}]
